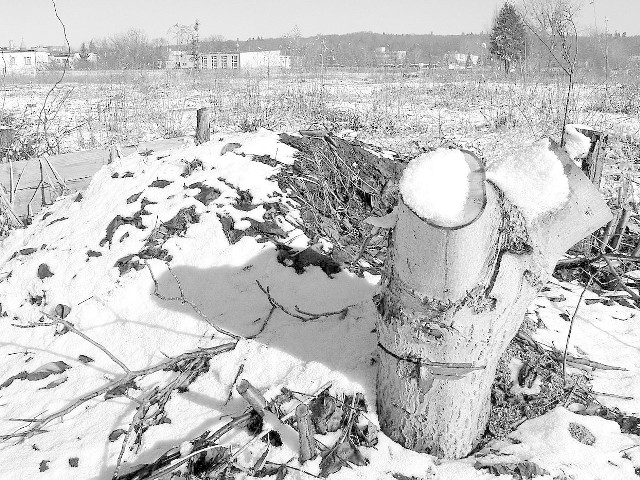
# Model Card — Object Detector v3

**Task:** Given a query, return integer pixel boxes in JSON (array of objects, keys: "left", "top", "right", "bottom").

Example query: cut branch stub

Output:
[
  {"left": 295, "top": 403, "right": 317, "bottom": 463},
  {"left": 376, "top": 144, "right": 611, "bottom": 459},
  {"left": 237, "top": 379, "right": 267, "bottom": 416}
]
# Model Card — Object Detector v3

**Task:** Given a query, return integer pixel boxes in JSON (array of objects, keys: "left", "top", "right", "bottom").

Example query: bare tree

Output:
[{"left": 521, "top": 0, "right": 582, "bottom": 144}]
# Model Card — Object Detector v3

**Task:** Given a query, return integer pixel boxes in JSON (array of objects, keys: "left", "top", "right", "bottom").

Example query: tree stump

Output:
[{"left": 376, "top": 141, "right": 611, "bottom": 459}]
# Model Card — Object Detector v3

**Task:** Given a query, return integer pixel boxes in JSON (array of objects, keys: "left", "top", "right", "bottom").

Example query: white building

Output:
[
  {"left": 239, "top": 50, "right": 291, "bottom": 70},
  {"left": 160, "top": 50, "right": 290, "bottom": 70},
  {"left": 0, "top": 49, "right": 50, "bottom": 75},
  {"left": 200, "top": 52, "right": 240, "bottom": 70},
  {"left": 162, "top": 50, "right": 240, "bottom": 70}
]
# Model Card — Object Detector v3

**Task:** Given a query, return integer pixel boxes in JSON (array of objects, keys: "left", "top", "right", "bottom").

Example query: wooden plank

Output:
[{"left": 0, "top": 137, "right": 189, "bottom": 218}]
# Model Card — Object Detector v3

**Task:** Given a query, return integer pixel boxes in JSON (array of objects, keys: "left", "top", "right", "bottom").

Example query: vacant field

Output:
[
  {"left": 1, "top": 67, "right": 640, "bottom": 205},
  {"left": 1, "top": 69, "right": 639, "bottom": 146}
]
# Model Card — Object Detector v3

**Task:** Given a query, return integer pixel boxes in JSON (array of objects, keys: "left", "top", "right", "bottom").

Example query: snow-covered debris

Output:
[
  {"left": 509, "top": 358, "right": 542, "bottom": 396},
  {"left": 480, "top": 406, "right": 638, "bottom": 480},
  {"left": 0, "top": 129, "right": 637, "bottom": 479},
  {"left": 565, "top": 124, "right": 593, "bottom": 162},
  {"left": 0, "top": 130, "right": 382, "bottom": 479},
  {"left": 399, "top": 148, "right": 471, "bottom": 226},
  {"left": 234, "top": 128, "right": 298, "bottom": 165},
  {"left": 533, "top": 280, "right": 640, "bottom": 416},
  {"left": 487, "top": 138, "right": 570, "bottom": 222}
]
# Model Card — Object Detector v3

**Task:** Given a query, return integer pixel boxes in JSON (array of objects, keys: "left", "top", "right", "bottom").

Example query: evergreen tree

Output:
[
  {"left": 79, "top": 42, "right": 89, "bottom": 60},
  {"left": 489, "top": 2, "right": 526, "bottom": 73}
]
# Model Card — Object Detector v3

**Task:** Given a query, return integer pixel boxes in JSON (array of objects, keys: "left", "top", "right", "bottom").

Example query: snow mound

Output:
[
  {"left": 400, "top": 148, "right": 471, "bottom": 226},
  {"left": 564, "top": 124, "right": 592, "bottom": 161},
  {"left": 487, "top": 138, "right": 570, "bottom": 222},
  {"left": 0, "top": 130, "right": 383, "bottom": 479}
]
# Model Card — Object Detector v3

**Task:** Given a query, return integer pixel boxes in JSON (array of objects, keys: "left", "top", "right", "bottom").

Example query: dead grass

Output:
[{"left": 2, "top": 67, "right": 640, "bottom": 164}]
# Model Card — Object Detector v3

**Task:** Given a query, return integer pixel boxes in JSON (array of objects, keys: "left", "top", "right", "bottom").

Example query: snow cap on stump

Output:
[
  {"left": 399, "top": 148, "right": 486, "bottom": 228},
  {"left": 487, "top": 138, "right": 570, "bottom": 223}
]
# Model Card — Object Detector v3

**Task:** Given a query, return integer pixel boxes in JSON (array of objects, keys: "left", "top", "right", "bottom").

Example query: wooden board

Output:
[{"left": 0, "top": 137, "right": 188, "bottom": 218}]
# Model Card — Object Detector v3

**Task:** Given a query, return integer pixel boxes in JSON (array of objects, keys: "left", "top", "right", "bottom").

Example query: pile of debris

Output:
[{"left": 276, "top": 130, "right": 408, "bottom": 276}]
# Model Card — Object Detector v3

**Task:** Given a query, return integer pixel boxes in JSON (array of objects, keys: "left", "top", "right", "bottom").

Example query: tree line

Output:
[{"left": 70, "top": 12, "right": 640, "bottom": 74}]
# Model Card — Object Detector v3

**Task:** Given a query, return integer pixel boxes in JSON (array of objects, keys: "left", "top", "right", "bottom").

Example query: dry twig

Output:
[
  {"left": 602, "top": 255, "right": 640, "bottom": 305},
  {"left": 562, "top": 272, "right": 594, "bottom": 384},
  {"left": 0, "top": 337, "right": 236, "bottom": 442},
  {"left": 256, "top": 280, "right": 351, "bottom": 322},
  {"left": 145, "top": 261, "right": 243, "bottom": 340}
]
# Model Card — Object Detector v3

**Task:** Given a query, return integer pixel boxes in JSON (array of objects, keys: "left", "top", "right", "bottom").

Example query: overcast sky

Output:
[{"left": 0, "top": 0, "right": 636, "bottom": 47}]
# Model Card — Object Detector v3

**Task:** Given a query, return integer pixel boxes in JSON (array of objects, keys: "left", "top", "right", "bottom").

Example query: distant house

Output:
[
  {"left": 80, "top": 53, "right": 98, "bottom": 63},
  {"left": 50, "top": 52, "right": 79, "bottom": 69},
  {"left": 444, "top": 52, "right": 479, "bottom": 69},
  {"left": 374, "top": 47, "right": 408, "bottom": 66},
  {"left": 159, "top": 50, "right": 193, "bottom": 69},
  {"left": 0, "top": 48, "right": 50, "bottom": 75}
]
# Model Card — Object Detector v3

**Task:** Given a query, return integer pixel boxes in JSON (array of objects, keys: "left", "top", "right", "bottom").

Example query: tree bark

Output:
[{"left": 376, "top": 144, "right": 611, "bottom": 459}]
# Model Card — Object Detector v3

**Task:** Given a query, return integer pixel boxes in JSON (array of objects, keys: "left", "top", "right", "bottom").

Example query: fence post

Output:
[
  {"left": 195, "top": 107, "right": 210, "bottom": 145},
  {"left": 571, "top": 128, "right": 608, "bottom": 255},
  {"left": 577, "top": 127, "right": 607, "bottom": 189}
]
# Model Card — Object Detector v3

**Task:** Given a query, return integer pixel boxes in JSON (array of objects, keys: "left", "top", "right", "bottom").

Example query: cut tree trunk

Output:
[{"left": 376, "top": 143, "right": 611, "bottom": 459}]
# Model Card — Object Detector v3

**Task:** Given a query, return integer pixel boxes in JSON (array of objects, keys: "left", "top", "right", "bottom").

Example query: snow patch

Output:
[
  {"left": 234, "top": 128, "right": 297, "bottom": 165},
  {"left": 487, "top": 138, "right": 569, "bottom": 222},
  {"left": 505, "top": 407, "right": 637, "bottom": 479},
  {"left": 399, "top": 148, "right": 471, "bottom": 226}
]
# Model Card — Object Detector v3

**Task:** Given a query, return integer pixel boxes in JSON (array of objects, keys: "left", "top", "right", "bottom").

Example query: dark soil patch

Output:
[
  {"left": 127, "top": 192, "right": 143, "bottom": 204},
  {"left": 37, "top": 264, "right": 54, "bottom": 279},
  {"left": 252, "top": 154, "right": 279, "bottom": 167},
  {"left": 99, "top": 213, "right": 146, "bottom": 248},
  {"left": 10, "top": 247, "right": 37, "bottom": 260},
  {"left": 276, "top": 243, "right": 341, "bottom": 276},
  {"left": 114, "top": 254, "right": 145, "bottom": 276},
  {"left": 188, "top": 182, "right": 221, "bottom": 206},
  {"left": 115, "top": 206, "right": 199, "bottom": 276},
  {"left": 149, "top": 179, "right": 172, "bottom": 189},
  {"left": 234, "top": 189, "right": 254, "bottom": 211}
]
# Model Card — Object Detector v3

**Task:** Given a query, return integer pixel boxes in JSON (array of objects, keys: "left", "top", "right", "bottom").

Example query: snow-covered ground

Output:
[{"left": 0, "top": 128, "right": 638, "bottom": 479}]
